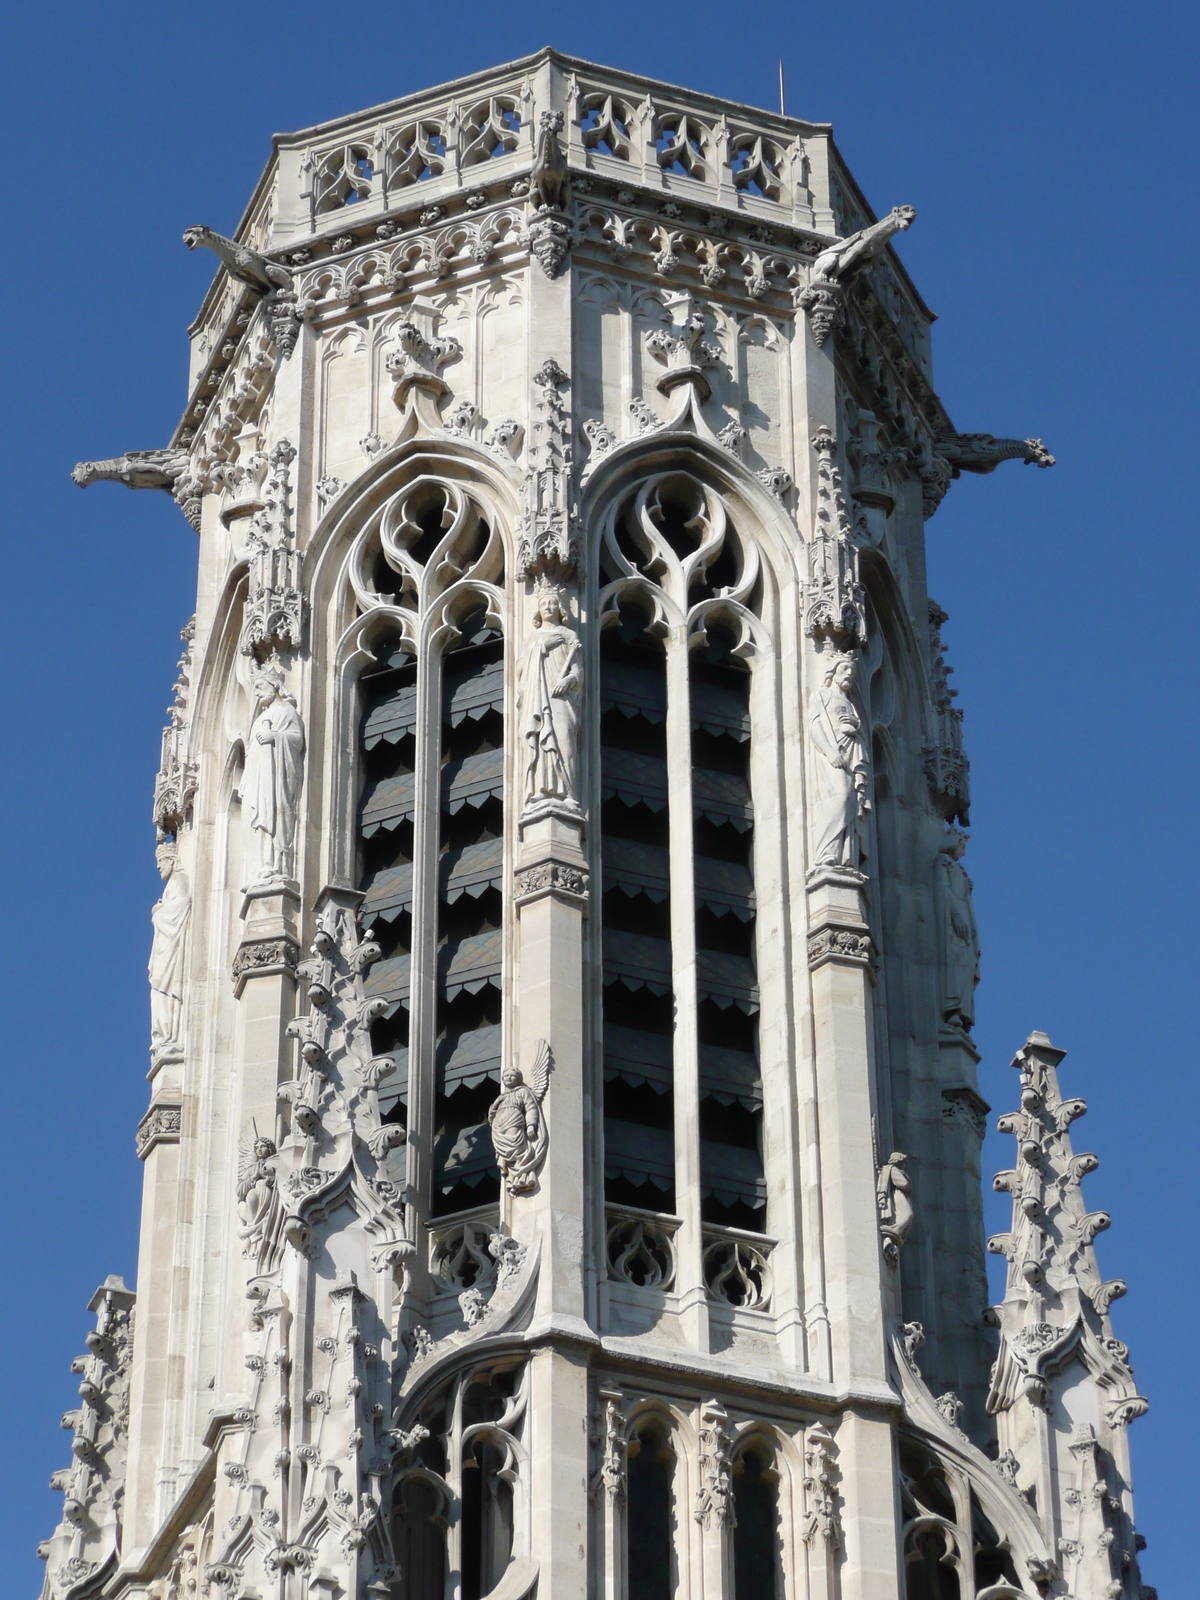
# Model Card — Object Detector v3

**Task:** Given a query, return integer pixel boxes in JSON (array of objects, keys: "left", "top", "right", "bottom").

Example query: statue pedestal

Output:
[{"left": 234, "top": 880, "right": 300, "bottom": 998}]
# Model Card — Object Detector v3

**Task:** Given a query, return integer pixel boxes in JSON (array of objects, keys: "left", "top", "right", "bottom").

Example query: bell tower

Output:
[{"left": 45, "top": 48, "right": 1150, "bottom": 1600}]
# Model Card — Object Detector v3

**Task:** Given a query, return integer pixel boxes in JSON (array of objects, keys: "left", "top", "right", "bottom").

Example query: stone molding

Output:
[
  {"left": 941, "top": 1085, "right": 989, "bottom": 1141},
  {"left": 513, "top": 860, "right": 589, "bottom": 906},
  {"left": 136, "top": 1102, "right": 183, "bottom": 1160},
  {"left": 232, "top": 936, "right": 300, "bottom": 995},
  {"left": 806, "top": 924, "right": 875, "bottom": 971}
]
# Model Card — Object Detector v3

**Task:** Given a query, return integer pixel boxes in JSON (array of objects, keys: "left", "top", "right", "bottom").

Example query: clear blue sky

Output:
[{"left": 1, "top": 2, "right": 1194, "bottom": 1591}]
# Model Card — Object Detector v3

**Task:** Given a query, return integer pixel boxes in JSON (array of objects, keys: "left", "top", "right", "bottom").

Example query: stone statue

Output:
[
  {"left": 810, "top": 206, "right": 916, "bottom": 286},
  {"left": 236, "top": 1129, "right": 278, "bottom": 1257},
  {"left": 938, "top": 829, "right": 980, "bottom": 1030},
  {"left": 522, "top": 583, "right": 582, "bottom": 808},
  {"left": 876, "top": 1151, "right": 913, "bottom": 1265},
  {"left": 244, "top": 669, "right": 305, "bottom": 886},
  {"left": 149, "top": 843, "right": 191, "bottom": 1060},
  {"left": 72, "top": 448, "right": 189, "bottom": 494},
  {"left": 181, "top": 226, "right": 294, "bottom": 296},
  {"left": 936, "top": 432, "right": 1055, "bottom": 475},
  {"left": 530, "top": 110, "right": 569, "bottom": 212},
  {"left": 809, "top": 652, "right": 871, "bottom": 868},
  {"left": 488, "top": 1043, "right": 552, "bottom": 1196}
]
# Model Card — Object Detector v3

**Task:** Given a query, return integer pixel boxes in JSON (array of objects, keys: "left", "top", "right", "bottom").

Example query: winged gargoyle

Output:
[
  {"left": 936, "top": 432, "right": 1056, "bottom": 475},
  {"left": 181, "top": 225, "right": 294, "bottom": 296},
  {"left": 810, "top": 205, "right": 917, "bottom": 287},
  {"left": 71, "top": 448, "right": 189, "bottom": 493},
  {"left": 798, "top": 205, "right": 916, "bottom": 346}
]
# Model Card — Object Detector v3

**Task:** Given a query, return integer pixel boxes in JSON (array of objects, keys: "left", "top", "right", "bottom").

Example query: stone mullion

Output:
[
  {"left": 665, "top": 623, "right": 707, "bottom": 1351},
  {"left": 404, "top": 638, "right": 443, "bottom": 1304}
]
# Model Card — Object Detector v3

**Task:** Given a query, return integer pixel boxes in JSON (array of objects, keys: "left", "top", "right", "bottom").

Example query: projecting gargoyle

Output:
[
  {"left": 72, "top": 448, "right": 189, "bottom": 493},
  {"left": 182, "top": 225, "right": 294, "bottom": 296},
  {"left": 811, "top": 205, "right": 917, "bottom": 285},
  {"left": 936, "top": 433, "right": 1056, "bottom": 475}
]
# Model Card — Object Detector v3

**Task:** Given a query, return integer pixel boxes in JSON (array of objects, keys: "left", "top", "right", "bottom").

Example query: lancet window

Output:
[
  {"left": 626, "top": 1414, "right": 676, "bottom": 1600},
  {"left": 732, "top": 1438, "right": 781, "bottom": 1600},
  {"left": 432, "top": 608, "right": 505, "bottom": 1215},
  {"left": 597, "top": 473, "right": 769, "bottom": 1304},
  {"left": 350, "top": 475, "right": 507, "bottom": 1227}
]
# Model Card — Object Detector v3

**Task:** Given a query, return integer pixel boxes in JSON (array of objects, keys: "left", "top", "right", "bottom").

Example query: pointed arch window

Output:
[
  {"left": 597, "top": 471, "right": 771, "bottom": 1302},
  {"left": 346, "top": 473, "right": 507, "bottom": 1228}
]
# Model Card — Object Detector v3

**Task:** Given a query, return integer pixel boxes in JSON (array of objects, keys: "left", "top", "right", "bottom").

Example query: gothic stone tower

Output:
[{"left": 48, "top": 48, "right": 1151, "bottom": 1600}]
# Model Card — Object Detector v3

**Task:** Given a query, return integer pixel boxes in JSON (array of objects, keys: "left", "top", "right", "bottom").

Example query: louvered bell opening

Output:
[
  {"left": 692, "top": 642, "right": 765, "bottom": 1231},
  {"left": 433, "top": 609, "right": 504, "bottom": 1216},
  {"left": 600, "top": 612, "right": 675, "bottom": 1214},
  {"left": 358, "top": 643, "right": 418, "bottom": 1136}
]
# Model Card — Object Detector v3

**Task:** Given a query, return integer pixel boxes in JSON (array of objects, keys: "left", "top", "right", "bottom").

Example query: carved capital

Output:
[
  {"left": 514, "top": 860, "right": 589, "bottom": 906},
  {"left": 233, "top": 937, "right": 300, "bottom": 995},
  {"left": 137, "top": 1102, "right": 183, "bottom": 1160},
  {"left": 807, "top": 924, "right": 874, "bottom": 971}
]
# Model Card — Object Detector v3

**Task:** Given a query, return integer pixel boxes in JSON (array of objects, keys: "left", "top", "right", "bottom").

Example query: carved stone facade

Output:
[{"left": 49, "top": 48, "right": 1151, "bottom": 1600}]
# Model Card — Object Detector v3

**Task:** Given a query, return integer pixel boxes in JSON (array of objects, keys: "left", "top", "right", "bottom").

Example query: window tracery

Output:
[
  {"left": 383, "top": 122, "right": 449, "bottom": 190},
  {"left": 596, "top": 470, "right": 773, "bottom": 1304},
  {"left": 655, "top": 115, "right": 711, "bottom": 182},
  {"left": 581, "top": 94, "right": 634, "bottom": 160},
  {"left": 345, "top": 473, "right": 508, "bottom": 1232},
  {"left": 391, "top": 1357, "right": 530, "bottom": 1600},
  {"left": 461, "top": 98, "right": 523, "bottom": 165}
]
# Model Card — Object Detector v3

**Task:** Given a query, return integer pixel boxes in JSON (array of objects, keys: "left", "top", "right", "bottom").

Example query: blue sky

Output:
[{"left": 1, "top": 1, "right": 1195, "bottom": 1592}]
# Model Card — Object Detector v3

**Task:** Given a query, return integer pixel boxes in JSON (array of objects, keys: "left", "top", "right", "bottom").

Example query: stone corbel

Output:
[{"left": 645, "top": 295, "right": 722, "bottom": 403}]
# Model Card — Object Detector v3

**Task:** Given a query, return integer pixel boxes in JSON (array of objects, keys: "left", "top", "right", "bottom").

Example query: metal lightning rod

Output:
[{"left": 779, "top": 58, "right": 786, "bottom": 117}]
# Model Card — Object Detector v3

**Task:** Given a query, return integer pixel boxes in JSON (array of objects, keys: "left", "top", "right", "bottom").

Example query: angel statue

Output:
[
  {"left": 236, "top": 1126, "right": 279, "bottom": 1257},
  {"left": 488, "top": 1042, "right": 553, "bottom": 1196}
]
